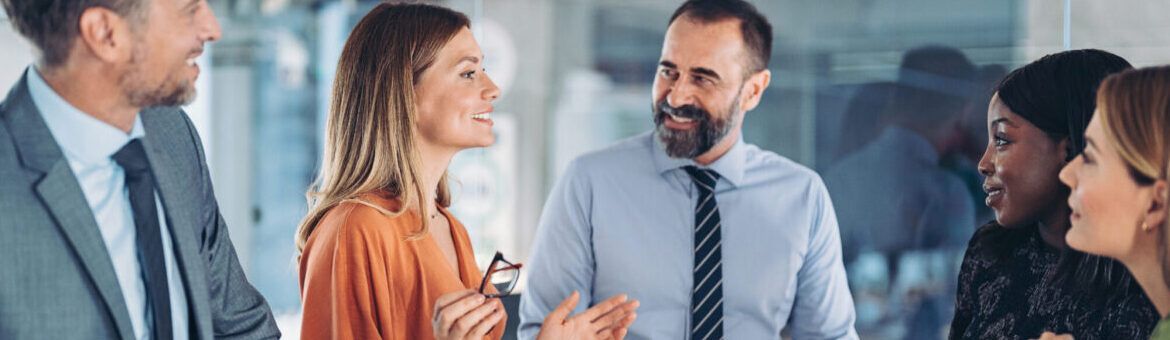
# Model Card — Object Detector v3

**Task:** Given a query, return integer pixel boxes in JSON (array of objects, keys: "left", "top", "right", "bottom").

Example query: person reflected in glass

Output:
[
  {"left": 950, "top": 49, "right": 1158, "bottom": 339},
  {"left": 822, "top": 46, "right": 979, "bottom": 336},
  {"left": 295, "top": 3, "right": 638, "bottom": 340}
]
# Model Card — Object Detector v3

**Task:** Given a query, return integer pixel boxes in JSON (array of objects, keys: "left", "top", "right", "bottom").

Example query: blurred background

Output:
[{"left": 4, "top": 0, "right": 1170, "bottom": 338}]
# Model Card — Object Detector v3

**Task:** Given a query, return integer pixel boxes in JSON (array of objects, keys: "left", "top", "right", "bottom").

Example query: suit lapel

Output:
[
  {"left": 141, "top": 112, "right": 213, "bottom": 340},
  {"left": 2, "top": 70, "right": 136, "bottom": 340}
]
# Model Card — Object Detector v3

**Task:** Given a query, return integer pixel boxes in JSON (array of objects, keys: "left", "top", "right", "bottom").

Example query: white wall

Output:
[
  {"left": 1022, "top": 0, "right": 1170, "bottom": 66},
  {"left": 0, "top": 19, "right": 34, "bottom": 89}
]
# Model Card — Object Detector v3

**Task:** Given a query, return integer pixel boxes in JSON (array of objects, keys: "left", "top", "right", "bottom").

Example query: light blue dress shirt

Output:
[
  {"left": 519, "top": 131, "right": 858, "bottom": 339},
  {"left": 27, "top": 67, "right": 189, "bottom": 340}
]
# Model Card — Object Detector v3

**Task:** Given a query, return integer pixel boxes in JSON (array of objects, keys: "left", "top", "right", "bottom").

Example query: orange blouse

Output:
[{"left": 299, "top": 191, "right": 505, "bottom": 340}]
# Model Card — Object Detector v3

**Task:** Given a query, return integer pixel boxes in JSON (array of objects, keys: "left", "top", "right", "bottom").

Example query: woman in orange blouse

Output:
[{"left": 296, "top": 3, "right": 638, "bottom": 340}]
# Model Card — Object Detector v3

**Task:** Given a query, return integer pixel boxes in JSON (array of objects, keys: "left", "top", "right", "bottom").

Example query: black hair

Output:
[
  {"left": 996, "top": 49, "right": 1133, "bottom": 160},
  {"left": 986, "top": 49, "right": 1133, "bottom": 303}
]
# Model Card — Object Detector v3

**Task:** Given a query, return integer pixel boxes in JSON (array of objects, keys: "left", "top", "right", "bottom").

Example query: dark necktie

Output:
[
  {"left": 683, "top": 166, "right": 724, "bottom": 340},
  {"left": 112, "top": 139, "right": 172, "bottom": 340}
]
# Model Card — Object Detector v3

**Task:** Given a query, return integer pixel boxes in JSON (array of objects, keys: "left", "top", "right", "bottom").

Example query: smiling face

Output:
[
  {"left": 651, "top": 16, "right": 768, "bottom": 161},
  {"left": 977, "top": 93, "right": 1071, "bottom": 228},
  {"left": 413, "top": 27, "right": 501, "bottom": 153},
  {"left": 120, "top": 0, "right": 221, "bottom": 107},
  {"left": 1060, "top": 115, "right": 1162, "bottom": 260}
]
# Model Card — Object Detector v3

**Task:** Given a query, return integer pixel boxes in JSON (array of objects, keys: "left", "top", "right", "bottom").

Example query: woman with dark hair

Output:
[{"left": 949, "top": 49, "right": 1159, "bottom": 339}]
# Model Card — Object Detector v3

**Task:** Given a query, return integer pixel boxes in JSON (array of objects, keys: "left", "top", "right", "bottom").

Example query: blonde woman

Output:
[
  {"left": 1059, "top": 65, "right": 1170, "bottom": 339},
  {"left": 296, "top": 3, "right": 638, "bottom": 339}
]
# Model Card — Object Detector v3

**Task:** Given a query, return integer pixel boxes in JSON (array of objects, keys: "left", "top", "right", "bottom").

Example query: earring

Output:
[{"left": 1143, "top": 223, "right": 1152, "bottom": 232}]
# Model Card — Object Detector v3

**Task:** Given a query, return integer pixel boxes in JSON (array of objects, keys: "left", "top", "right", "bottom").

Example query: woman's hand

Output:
[
  {"left": 433, "top": 289, "right": 506, "bottom": 340},
  {"left": 1036, "top": 332, "right": 1074, "bottom": 340},
  {"left": 537, "top": 291, "right": 640, "bottom": 340}
]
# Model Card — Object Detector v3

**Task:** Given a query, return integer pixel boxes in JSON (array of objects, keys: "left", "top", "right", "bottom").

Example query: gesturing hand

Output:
[{"left": 537, "top": 291, "right": 639, "bottom": 340}]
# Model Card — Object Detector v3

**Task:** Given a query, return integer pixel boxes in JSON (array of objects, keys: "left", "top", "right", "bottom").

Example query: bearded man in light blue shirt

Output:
[{"left": 518, "top": 0, "right": 857, "bottom": 339}]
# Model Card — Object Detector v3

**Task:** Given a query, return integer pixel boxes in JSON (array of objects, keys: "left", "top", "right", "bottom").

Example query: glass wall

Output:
[{"left": 4, "top": 1, "right": 1169, "bottom": 338}]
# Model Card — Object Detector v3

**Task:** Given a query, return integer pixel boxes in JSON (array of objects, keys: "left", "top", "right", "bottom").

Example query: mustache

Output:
[{"left": 655, "top": 100, "right": 708, "bottom": 121}]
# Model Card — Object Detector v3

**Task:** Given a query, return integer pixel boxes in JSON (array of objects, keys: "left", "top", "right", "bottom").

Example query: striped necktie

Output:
[{"left": 683, "top": 166, "right": 724, "bottom": 340}]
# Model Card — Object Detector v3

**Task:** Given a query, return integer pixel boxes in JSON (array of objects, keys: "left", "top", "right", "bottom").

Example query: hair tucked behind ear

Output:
[{"left": 1095, "top": 66, "right": 1170, "bottom": 289}]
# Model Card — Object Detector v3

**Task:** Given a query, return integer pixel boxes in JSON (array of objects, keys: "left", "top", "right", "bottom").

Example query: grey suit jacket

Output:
[{"left": 0, "top": 72, "right": 281, "bottom": 339}]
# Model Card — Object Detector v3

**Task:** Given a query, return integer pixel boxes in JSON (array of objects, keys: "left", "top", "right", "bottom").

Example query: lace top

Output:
[{"left": 950, "top": 222, "right": 1159, "bottom": 339}]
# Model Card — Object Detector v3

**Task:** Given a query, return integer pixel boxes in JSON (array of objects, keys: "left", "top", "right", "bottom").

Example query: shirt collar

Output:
[
  {"left": 26, "top": 66, "right": 145, "bottom": 167},
  {"left": 651, "top": 130, "right": 747, "bottom": 187}
]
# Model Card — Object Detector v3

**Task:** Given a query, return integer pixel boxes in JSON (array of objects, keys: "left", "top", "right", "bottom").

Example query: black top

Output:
[{"left": 950, "top": 222, "right": 1160, "bottom": 339}]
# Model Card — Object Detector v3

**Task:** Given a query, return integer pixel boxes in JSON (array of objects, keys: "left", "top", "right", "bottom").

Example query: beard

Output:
[
  {"left": 652, "top": 96, "right": 739, "bottom": 159},
  {"left": 120, "top": 43, "right": 198, "bottom": 108}
]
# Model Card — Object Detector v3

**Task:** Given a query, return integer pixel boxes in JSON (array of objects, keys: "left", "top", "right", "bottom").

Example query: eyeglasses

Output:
[{"left": 479, "top": 251, "right": 522, "bottom": 298}]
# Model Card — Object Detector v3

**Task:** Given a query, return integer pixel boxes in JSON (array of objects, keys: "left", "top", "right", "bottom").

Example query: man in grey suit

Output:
[{"left": 0, "top": 0, "right": 279, "bottom": 339}]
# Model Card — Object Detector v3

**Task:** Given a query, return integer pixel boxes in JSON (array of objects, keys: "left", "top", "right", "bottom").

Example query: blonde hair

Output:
[
  {"left": 1096, "top": 65, "right": 1170, "bottom": 288},
  {"left": 295, "top": 3, "right": 469, "bottom": 253},
  {"left": 1097, "top": 66, "right": 1170, "bottom": 185}
]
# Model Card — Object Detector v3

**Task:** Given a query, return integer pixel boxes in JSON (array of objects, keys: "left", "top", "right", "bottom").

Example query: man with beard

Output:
[
  {"left": 519, "top": 1, "right": 856, "bottom": 339},
  {"left": 0, "top": 1, "right": 279, "bottom": 339}
]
